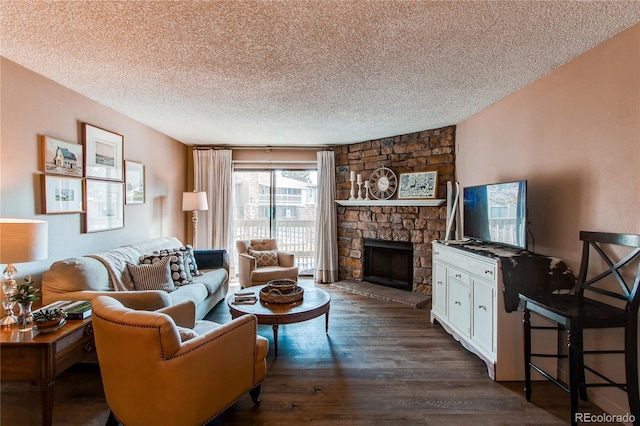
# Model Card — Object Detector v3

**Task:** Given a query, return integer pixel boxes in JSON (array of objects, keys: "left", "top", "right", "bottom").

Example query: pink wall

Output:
[
  {"left": 456, "top": 24, "right": 639, "bottom": 416},
  {"left": 1, "top": 57, "right": 188, "bottom": 277},
  {"left": 457, "top": 24, "right": 639, "bottom": 265}
]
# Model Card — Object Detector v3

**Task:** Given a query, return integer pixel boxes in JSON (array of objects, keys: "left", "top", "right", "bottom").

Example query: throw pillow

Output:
[
  {"left": 155, "top": 245, "right": 201, "bottom": 279},
  {"left": 248, "top": 248, "right": 278, "bottom": 267},
  {"left": 127, "top": 257, "right": 176, "bottom": 292},
  {"left": 141, "top": 251, "right": 190, "bottom": 286},
  {"left": 176, "top": 326, "right": 199, "bottom": 342}
]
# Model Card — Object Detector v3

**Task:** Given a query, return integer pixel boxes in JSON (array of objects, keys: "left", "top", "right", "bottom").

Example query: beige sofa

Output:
[{"left": 42, "top": 237, "right": 229, "bottom": 319}]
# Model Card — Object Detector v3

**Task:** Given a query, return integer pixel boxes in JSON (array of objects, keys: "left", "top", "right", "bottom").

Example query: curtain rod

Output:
[{"left": 193, "top": 145, "right": 333, "bottom": 151}]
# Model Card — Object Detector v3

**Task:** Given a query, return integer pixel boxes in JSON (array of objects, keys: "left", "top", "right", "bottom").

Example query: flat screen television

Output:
[{"left": 462, "top": 180, "right": 527, "bottom": 249}]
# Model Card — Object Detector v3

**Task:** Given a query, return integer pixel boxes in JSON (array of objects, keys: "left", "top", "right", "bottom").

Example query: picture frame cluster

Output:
[{"left": 40, "top": 123, "right": 145, "bottom": 233}]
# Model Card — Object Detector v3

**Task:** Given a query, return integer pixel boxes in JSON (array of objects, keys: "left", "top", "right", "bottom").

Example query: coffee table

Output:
[{"left": 227, "top": 285, "right": 330, "bottom": 356}]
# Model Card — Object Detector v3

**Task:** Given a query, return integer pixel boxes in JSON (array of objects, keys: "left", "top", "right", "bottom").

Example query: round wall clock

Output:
[{"left": 369, "top": 167, "right": 398, "bottom": 200}]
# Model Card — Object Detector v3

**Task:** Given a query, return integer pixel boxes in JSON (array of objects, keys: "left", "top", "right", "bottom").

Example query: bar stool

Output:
[{"left": 519, "top": 231, "right": 640, "bottom": 426}]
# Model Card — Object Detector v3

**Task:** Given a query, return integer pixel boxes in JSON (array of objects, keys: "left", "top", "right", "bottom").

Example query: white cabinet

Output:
[{"left": 431, "top": 241, "right": 524, "bottom": 380}]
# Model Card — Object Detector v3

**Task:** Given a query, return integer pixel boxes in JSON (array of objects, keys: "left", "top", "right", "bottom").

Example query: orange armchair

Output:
[{"left": 92, "top": 295, "right": 268, "bottom": 426}]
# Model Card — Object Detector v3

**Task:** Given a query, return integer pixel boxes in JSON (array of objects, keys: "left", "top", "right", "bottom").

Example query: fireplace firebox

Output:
[{"left": 363, "top": 238, "right": 413, "bottom": 291}]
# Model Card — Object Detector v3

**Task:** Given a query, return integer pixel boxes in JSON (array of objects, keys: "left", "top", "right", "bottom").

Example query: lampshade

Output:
[
  {"left": 182, "top": 191, "right": 208, "bottom": 211},
  {"left": 0, "top": 219, "right": 48, "bottom": 264}
]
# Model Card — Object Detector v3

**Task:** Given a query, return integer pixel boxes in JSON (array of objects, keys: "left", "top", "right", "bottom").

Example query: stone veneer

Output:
[{"left": 334, "top": 126, "right": 456, "bottom": 295}]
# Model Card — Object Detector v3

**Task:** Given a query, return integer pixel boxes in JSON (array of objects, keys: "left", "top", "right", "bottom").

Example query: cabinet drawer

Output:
[
  {"left": 448, "top": 267, "right": 470, "bottom": 285},
  {"left": 432, "top": 262, "right": 447, "bottom": 316},
  {"left": 434, "top": 244, "right": 497, "bottom": 281}
]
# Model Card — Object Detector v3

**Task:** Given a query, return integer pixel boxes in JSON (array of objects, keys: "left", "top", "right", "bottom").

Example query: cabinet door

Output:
[
  {"left": 447, "top": 279, "right": 470, "bottom": 337},
  {"left": 432, "top": 262, "right": 447, "bottom": 317},
  {"left": 472, "top": 279, "right": 495, "bottom": 354}
]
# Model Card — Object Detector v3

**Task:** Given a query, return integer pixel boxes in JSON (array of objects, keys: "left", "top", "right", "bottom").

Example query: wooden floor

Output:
[{"left": 1, "top": 279, "right": 616, "bottom": 425}]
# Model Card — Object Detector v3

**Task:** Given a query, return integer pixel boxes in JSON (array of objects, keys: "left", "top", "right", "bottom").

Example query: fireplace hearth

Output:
[{"left": 363, "top": 238, "right": 413, "bottom": 291}]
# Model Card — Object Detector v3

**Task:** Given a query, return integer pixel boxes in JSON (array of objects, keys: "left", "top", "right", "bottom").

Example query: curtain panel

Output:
[
  {"left": 193, "top": 149, "right": 234, "bottom": 264},
  {"left": 314, "top": 151, "right": 339, "bottom": 283}
]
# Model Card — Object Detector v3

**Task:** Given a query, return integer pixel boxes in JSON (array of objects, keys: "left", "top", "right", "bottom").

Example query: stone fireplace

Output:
[
  {"left": 334, "top": 126, "right": 456, "bottom": 295},
  {"left": 363, "top": 238, "right": 413, "bottom": 291}
]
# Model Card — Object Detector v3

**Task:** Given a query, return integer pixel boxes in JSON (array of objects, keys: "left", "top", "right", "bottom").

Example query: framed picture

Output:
[
  {"left": 42, "top": 175, "right": 84, "bottom": 214},
  {"left": 125, "top": 161, "right": 145, "bottom": 204},
  {"left": 41, "top": 135, "right": 83, "bottom": 177},
  {"left": 84, "top": 179, "right": 124, "bottom": 233},
  {"left": 397, "top": 171, "right": 439, "bottom": 199},
  {"left": 83, "top": 123, "right": 124, "bottom": 181}
]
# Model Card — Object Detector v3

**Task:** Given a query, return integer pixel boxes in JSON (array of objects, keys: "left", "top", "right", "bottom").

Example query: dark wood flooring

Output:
[{"left": 1, "top": 279, "right": 616, "bottom": 425}]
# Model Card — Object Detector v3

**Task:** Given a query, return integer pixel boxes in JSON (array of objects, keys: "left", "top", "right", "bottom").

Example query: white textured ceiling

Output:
[{"left": 2, "top": 1, "right": 640, "bottom": 147}]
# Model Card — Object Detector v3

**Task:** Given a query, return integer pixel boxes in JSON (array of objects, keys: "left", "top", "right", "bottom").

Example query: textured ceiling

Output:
[{"left": 2, "top": 1, "right": 640, "bottom": 147}]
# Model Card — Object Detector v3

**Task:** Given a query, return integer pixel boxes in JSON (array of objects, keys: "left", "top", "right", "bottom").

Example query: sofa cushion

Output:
[
  {"left": 127, "top": 257, "right": 176, "bottom": 292},
  {"left": 248, "top": 249, "right": 278, "bottom": 267},
  {"left": 192, "top": 268, "right": 228, "bottom": 296},
  {"left": 42, "top": 257, "right": 111, "bottom": 292},
  {"left": 140, "top": 251, "right": 190, "bottom": 286},
  {"left": 167, "top": 282, "right": 208, "bottom": 307}
]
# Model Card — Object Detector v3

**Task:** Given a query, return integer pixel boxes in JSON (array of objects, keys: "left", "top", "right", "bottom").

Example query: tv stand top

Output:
[{"left": 437, "top": 239, "right": 530, "bottom": 259}]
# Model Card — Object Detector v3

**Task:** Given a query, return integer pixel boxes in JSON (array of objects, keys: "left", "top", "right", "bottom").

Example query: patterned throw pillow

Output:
[
  {"left": 248, "top": 249, "right": 279, "bottom": 267},
  {"left": 127, "top": 257, "right": 176, "bottom": 292},
  {"left": 156, "top": 245, "right": 201, "bottom": 279},
  {"left": 141, "top": 251, "right": 190, "bottom": 286}
]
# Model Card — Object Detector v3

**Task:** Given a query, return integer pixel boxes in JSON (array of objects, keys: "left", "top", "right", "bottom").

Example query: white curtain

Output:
[
  {"left": 193, "top": 149, "right": 234, "bottom": 261},
  {"left": 314, "top": 151, "right": 339, "bottom": 283}
]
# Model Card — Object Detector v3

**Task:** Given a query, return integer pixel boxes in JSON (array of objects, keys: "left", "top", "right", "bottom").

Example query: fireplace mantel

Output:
[{"left": 335, "top": 199, "right": 445, "bottom": 207}]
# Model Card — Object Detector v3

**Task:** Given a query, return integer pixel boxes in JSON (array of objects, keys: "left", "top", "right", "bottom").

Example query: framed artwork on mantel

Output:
[
  {"left": 397, "top": 170, "right": 438, "bottom": 199},
  {"left": 83, "top": 123, "right": 124, "bottom": 181}
]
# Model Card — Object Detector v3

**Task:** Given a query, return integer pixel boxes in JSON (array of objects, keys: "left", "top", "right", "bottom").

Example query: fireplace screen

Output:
[{"left": 363, "top": 239, "right": 413, "bottom": 291}]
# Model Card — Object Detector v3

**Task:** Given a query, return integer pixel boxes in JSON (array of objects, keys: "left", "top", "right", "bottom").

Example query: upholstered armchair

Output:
[
  {"left": 91, "top": 295, "right": 268, "bottom": 426},
  {"left": 236, "top": 239, "right": 299, "bottom": 288}
]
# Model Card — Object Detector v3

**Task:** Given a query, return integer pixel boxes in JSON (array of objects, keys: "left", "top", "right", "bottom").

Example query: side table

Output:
[{"left": 1, "top": 318, "right": 95, "bottom": 426}]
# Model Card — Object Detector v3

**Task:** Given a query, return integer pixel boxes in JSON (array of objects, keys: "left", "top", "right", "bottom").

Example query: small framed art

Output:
[
  {"left": 83, "top": 123, "right": 124, "bottom": 181},
  {"left": 42, "top": 175, "right": 85, "bottom": 214},
  {"left": 125, "top": 161, "right": 145, "bottom": 204},
  {"left": 397, "top": 171, "right": 439, "bottom": 199},
  {"left": 84, "top": 179, "right": 124, "bottom": 233},
  {"left": 41, "top": 135, "right": 83, "bottom": 177}
]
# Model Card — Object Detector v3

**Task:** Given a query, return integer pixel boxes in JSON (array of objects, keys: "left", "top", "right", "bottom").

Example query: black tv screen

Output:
[{"left": 463, "top": 180, "right": 527, "bottom": 249}]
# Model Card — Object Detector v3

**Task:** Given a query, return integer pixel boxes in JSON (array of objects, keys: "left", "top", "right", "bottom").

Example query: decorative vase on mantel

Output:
[{"left": 18, "top": 301, "right": 34, "bottom": 332}]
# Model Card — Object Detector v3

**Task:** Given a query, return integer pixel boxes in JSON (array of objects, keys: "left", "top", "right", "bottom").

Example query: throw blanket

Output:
[
  {"left": 448, "top": 242, "right": 577, "bottom": 312},
  {"left": 88, "top": 246, "right": 141, "bottom": 291}
]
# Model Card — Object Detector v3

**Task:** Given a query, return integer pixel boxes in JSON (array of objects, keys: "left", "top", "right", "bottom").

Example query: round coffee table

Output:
[{"left": 227, "top": 285, "right": 331, "bottom": 356}]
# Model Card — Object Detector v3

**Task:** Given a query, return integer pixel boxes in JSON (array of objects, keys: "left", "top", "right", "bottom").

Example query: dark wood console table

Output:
[{"left": 1, "top": 318, "right": 95, "bottom": 426}]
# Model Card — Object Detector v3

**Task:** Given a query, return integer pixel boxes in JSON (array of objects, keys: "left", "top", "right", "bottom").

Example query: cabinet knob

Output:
[
  {"left": 83, "top": 342, "right": 94, "bottom": 353},
  {"left": 84, "top": 324, "right": 93, "bottom": 336},
  {"left": 485, "top": 270, "right": 493, "bottom": 275},
  {"left": 434, "top": 251, "right": 440, "bottom": 255},
  {"left": 478, "top": 305, "right": 487, "bottom": 311},
  {"left": 455, "top": 274, "right": 462, "bottom": 278},
  {"left": 437, "top": 281, "right": 443, "bottom": 285},
  {"left": 454, "top": 301, "right": 461, "bottom": 306}
]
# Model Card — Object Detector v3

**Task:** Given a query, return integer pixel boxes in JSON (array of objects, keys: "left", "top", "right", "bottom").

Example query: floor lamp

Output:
[
  {"left": 182, "top": 191, "right": 208, "bottom": 248},
  {"left": 0, "top": 218, "right": 48, "bottom": 327}
]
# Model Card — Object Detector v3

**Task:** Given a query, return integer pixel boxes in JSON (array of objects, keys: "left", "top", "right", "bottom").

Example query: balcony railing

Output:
[{"left": 234, "top": 219, "right": 316, "bottom": 275}]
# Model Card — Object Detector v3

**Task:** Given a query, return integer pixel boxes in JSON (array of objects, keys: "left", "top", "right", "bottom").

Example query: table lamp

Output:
[
  {"left": 0, "top": 218, "right": 48, "bottom": 326},
  {"left": 182, "top": 191, "right": 208, "bottom": 248}
]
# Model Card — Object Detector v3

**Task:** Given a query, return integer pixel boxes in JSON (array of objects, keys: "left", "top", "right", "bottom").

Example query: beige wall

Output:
[
  {"left": 1, "top": 57, "right": 188, "bottom": 279},
  {"left": 456, "top": 24, "right": 639, "bottom": 416}
]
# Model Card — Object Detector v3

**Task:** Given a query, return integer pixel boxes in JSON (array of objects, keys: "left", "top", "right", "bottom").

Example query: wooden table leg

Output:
[
  {"left": 40, "top": 380, "right": 55, "bottom": 426},
  {"left": 272, "top": 324, "right": 279, "bottom": 357}
]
